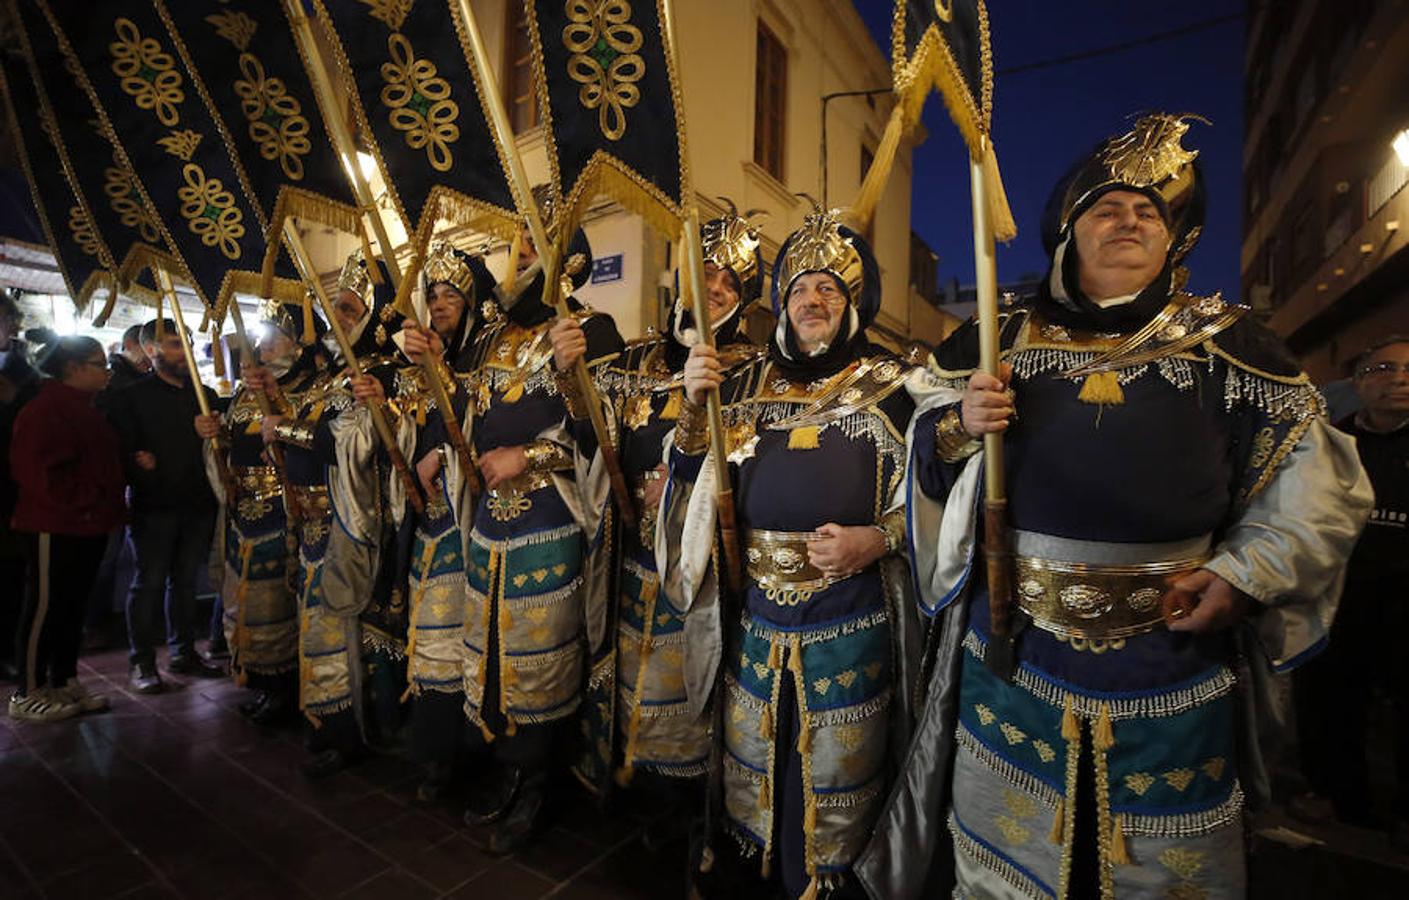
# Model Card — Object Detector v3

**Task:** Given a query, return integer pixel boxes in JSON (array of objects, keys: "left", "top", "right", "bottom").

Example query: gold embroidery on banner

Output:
[
  {"left": 109, "top": 18, "right": 184, "bottom": 126},
  {"left": 562, "top": 0, "right": 645, "bottom": 141},
  {"left": 178, "top": 164, "right": 245, "bottom": 259},
  {"left": 67, "top": 206, "right": 102, "bottom": 258},
  {"left": 933, "top": 0, "right": 954, "bottom": 22},
  {"left": 205, "top": 11, "right": 258, "bottom": 51},
  {"left": 232, "top": 53, "right": 312, "bottom": 181},
  {"left": 359, "top": 0, "right": 415, "bottom": 31},
  {"left": 379, "top": 33, "right": 459, "bottom": 171},
  {"left": 157, "top": 129, "right": 203, "bottom": 161},
  {"left": 103, "top": 161, "right": 161, "bottom": 242}
]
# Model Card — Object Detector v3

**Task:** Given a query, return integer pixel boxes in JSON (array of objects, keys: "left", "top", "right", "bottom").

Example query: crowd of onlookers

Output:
[
  {"left": 1, "top": 291, "right": 224, "bottom": 725},
  {"left": 2, "top": 287, "right": 1408, "bottom": 842}
]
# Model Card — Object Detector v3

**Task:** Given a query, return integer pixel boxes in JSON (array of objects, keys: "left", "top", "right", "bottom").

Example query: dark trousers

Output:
[
  {"left": 126, "top": 507, "right": 217, "bottom": 667},
  {"left": 1296, "top": 576, "right": 1409, "bottom": 824},
  {"left": 14, "top": 532, "right": 107, "bottom": 695}
]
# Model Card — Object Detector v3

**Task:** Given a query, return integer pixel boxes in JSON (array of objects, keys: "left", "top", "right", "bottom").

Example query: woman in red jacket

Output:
[{"left": 9, "top": 335, "right": 126, "bottom": 721}]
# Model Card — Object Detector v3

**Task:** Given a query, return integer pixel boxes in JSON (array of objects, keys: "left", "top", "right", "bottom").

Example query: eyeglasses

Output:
[
  {"left": 1357, "top": 361, "right": 1409, "bottom": 378},
  {"left": 82, "top": 358, "right": 109, "bottom": 370}
]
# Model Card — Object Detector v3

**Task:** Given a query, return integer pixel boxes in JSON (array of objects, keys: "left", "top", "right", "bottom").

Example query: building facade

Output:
[{"left": 1242, "top": 0, "right": 1409, "bottom": 382}]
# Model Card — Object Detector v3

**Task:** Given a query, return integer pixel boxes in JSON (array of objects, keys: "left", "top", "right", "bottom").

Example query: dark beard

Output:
[{"left": 156, "top": 356, "right": 188, "bottom": 381}]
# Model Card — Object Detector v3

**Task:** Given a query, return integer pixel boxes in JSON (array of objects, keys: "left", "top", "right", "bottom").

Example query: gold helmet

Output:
[{"left": 701, "top": 198, "right": 765, "bottom": 304}]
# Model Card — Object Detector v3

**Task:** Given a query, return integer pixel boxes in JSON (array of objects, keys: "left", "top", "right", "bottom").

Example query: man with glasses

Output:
[{"left": 1294, "top": 335, "right": 1409, "bottom": 846}]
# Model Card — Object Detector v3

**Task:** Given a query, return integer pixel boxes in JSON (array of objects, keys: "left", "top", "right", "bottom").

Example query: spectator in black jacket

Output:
[
  {"left": 106, "top": 318, "right": 225, "bottom": 693},
  {"left": 0, "top": 291, "right": 39, "bottom": 683},
  {"left": 105, "top": 323, "right": 152, "bottom": 395},
  {"left": 1295, "top": 335, "right": 1409, "bottom": 845}
]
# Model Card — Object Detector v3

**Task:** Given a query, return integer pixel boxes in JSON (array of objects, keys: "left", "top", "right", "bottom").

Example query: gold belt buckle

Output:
[
  {"left": 744, "top": 529, "right": 835, "bottom": 606},
  {"left": 1013, "top": 555, "right": 1207, "bottom": 641}
]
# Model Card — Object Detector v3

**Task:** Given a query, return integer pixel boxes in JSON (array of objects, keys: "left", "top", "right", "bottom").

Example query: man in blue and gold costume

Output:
[
  {"left": 666, "top": 206, "right": 950, "bottom": 899},
  {"left": 857, "top": 114, "right": 1373, "bottom": 900},
  {"left": 409, "top": 202, "right": 623, "bottom": 854},
  {"left": 252, "top": 250, "right": 411, "bottom": 779},
  {"left": 195, "top": 295, "right": 328, "bottom": 725},
  {"left": 566, "top": 205, "right": 767, "bottom": 838}
]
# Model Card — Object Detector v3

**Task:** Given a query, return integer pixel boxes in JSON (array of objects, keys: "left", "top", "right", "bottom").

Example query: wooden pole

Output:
[
  {"left": 283, "top": 1, "right": 478, "bottom": 503},
  {"left": 970, "top": 148, "right": 1012, "bottom": 637},
  {"left": 156, "top": 268, "right": 235, "bottom": 496},
  {"left": 453, "top": 0, "right": 636, "bottom": 526},
  {"left": 280, "top": 222, "right": 424, "bottom": 515}
]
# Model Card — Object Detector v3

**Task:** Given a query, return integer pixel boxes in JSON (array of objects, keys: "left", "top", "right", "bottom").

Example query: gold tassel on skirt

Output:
[
  {"left": 1077, "top": 371, "right": 1124, "bottom": 406},
  {"left": 788, "top": 426, "right": 820, "bottom": 450}
]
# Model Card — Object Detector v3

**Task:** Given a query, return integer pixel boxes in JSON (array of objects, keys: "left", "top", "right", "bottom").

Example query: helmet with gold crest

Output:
[
  {"left": 769, "top": 201, "right": 880, "bottom": 362},
  {"left": 421, "top": 238, "right": 494, "bottom": 358},
  {"left": 670, "top": 199, "right": 765, "bottom": 347},
  {"left": 331, "top": 248, "right": 403, "bottom": 359}
]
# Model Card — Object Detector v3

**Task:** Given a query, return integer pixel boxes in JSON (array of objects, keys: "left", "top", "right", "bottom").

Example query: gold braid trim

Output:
[
  {"left": 673, "top": 397, "right": 708, "bottom": 456},
  {"left": 273, "top": 418, "right": 316, "bottom": 449},
  {"left": 935, "top": 407, "right": 980, "bottom": 462},
  {"left": 554, "top": 367, "right": 590, "bottom": 421}
]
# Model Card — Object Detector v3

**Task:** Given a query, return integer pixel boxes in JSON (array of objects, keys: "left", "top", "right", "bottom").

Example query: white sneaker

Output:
[
  {"left": 7, "top": 689, "right": 81, "bottom": 722},
  {"left": 53, "top": 678, "right": 109, "bottom": 713}
]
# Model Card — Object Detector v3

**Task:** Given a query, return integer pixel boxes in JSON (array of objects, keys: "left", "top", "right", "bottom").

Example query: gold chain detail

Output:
[
  {"left": 177, "top": 163, "right": 245, "bottom": 260},
  {"left": 562, "top": 0, "right": 645, "bottom": 142},
  {"left": 109, "top": 18, "right": 184, "bottom": 127},
  {"left": 234, "top": 53, "right": 311, "bottom": 180},
  {"left": 379, "top": 32, "right": 459, "bottom": 171}
]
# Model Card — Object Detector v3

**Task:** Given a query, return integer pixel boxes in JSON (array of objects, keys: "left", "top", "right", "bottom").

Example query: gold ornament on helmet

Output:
[
  {"left": 774, "top": 202, "right": 865, "bottom": 306},
  {"left": 337, "top": 248, "right": 376, "bottom": 309},
  {"left": 422, "top": 238, "right": 478, "bottom": 298},
  {"left": 1058, "top": 112, "right": 1208, "bottom": 232},
  {"left": 702, "top": 198, "right": 764, "bottom": 289}
]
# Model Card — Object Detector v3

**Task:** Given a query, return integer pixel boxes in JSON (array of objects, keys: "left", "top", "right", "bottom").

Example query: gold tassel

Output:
[
  {"left": 660, "top": 390, "right": 682, "bottom": 421},
  {"left": 799, "top": 875, "right": 820, "bottom": 900},
  {"left": 757, "top": 776, "right": 770, "bottom": 810},
  {"left": 301, "top": 291, "right": 316, "bottom": 346},
  {"left": 1094, "top": 702, "right": 1115, "bottom": 751},
  {"left": 93, "top": 272, "right": 119, "bottom": 327},
  {"left": 848, "top": 103, "right": 906, "bottom": 233},
  {"left": 787, "top": 426, "right": 820, "bottom": 450},
  {"left": 210, "top": 329, "right": 226, "bottom": 380},
  {"left": 759, "top": 705, "right": 773, "bottom": 740},
  {"left": 614, "top": 764, "right": 635, "bottom": 788},
  {"left": 1061, "top": 696, "right": 1080, "bottom": 742},
  {"left": 1049, "top": 796, "right": 1065, "bottom": 844},
  {"left": 1110, "top": 816, "right": 1131, "bottom": 865},
  {"left": 501, "top": 381, "right": 525, "bottom": 404},
  {"left": 260, "top": 242, "right": 277, "bottom": 302},
  {"left": 1077, "top": 371, "right": 1124, "bottom": 406},
  {"left": 982, "top": 140, "right": 1018, "bottom": 243}
]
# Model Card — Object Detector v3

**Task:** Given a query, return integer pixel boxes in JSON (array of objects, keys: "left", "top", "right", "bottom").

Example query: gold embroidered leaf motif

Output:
[
  {"left": 205, "top": 11, "right": 257, "bottom": 51},
  {"left": 1157, "top": 847, "right": 1206, "bottom": 882},
  {"left": 428, "top": 601, "right": 450, "bottom": 620},
  {"left": 430, "top": 585, "right": 450, "bottom": 600},
  {"left": 532, "top": 569, "right": 549, "bottom": 583},
  {"left": 812, "top": 677, "right": 832, "bottom": 696},
  {"left": 834, "top": 669, "right": 857, "bottom": 689},
  {"left": 656, "top": 613, "right": 672, "bottom": 628},
  {"left": 974, "top": 704, "right": 996, "bottom": 726},
  {"left": 863, "top": 661, "right": 883, "bottom": 680},
  {"left": 832, "top": 725, "right": 865, "bottom": 752},
  {"left": 526, "top": 608, "right": 550, "bottom": 625},
  {"left": 1200, "top": 757, "right": 1226, "bottom": 781},
  {"left": 999, "top": 723, "right": 1027, "bottom": 746},
  {"left": 730, "top": 704, "right": 747, "bottom": 723},
  {"left": 993, "top": 815, "right": 1031, "bottom": 847},
  {"left": 1032, "top": 740, "right": 1056, "bottom": 764},
  {"left": 109, "top": 18, "right": 184, "bottom": 126},
  {"left": 1002, "top": 789, "right": 1038, "bottom": 819},
  {"left": 752, "top": 662, "right": 770, "bottom": 681},
  {"left": 359, "top": 0, "right": 415, "bottom": 31},
  {"left": 157, "top": 129, "right": 203, "bottom": 162},
  {"left": 1124, "top": 772, "right": 1156, "bottom": 796},
  {"left": 562, "top": 0, "right": 646, "bottom": 141},
  {"left": 1163, "top": 768, "right": 1196, "bottom": 792},
  {"left": 379, "top": 33, "right": 459, "bottom": 171},
  {"left": 552, "top": 563, "right": 568, "bottom": 577},
  {"left": 512, "top": 574, "right": 529, "bottom": 588},
  {"left": 529, "top": 627, "right": 551, "bottom": 643}
]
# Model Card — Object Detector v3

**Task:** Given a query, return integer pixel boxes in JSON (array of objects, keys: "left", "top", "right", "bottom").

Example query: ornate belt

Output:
[
  {"left": 232, "top": 465, "right": 282, "bottom": 500},
  {"left": 485, "top": 470, "right": 560, "bottom": 523},
  {"left": 1012, "top": 531, "right": 1211, "bottom": 640},
  {"left": 745, "top": 528, "right": 852, "bottom": 606},
  {"left": 286, "top": 485, "right": 331, "bottom": 523}
]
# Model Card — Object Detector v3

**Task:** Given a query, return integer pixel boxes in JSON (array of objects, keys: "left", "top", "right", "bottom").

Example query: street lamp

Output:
[{"left": 1394, "top": 128, "right": 1409, "bottom": 167}]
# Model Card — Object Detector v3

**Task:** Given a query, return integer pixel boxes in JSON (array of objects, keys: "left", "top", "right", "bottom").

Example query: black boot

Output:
[
  {"left": 237, "top": 691, "right": 269, "bottom": 719},
  {"left": 415, "top": 760, "right": 454, "bottom": 806},
  {"left": 301, "top": 747, "right": 359, "bottom": 780},
  {"left": 464, "top": 765, "right": 523, "bottom": 827},
  {"left": 487, "top": 771, "right": 547, "bottom": 856},
  {"left": 249, "top": 690, "right": 293, "bottom": 727}
]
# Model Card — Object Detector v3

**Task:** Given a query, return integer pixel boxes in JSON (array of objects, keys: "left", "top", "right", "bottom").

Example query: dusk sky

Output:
[{"left": 853, "top": 0, "right": 1245, "bottom": 299}]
